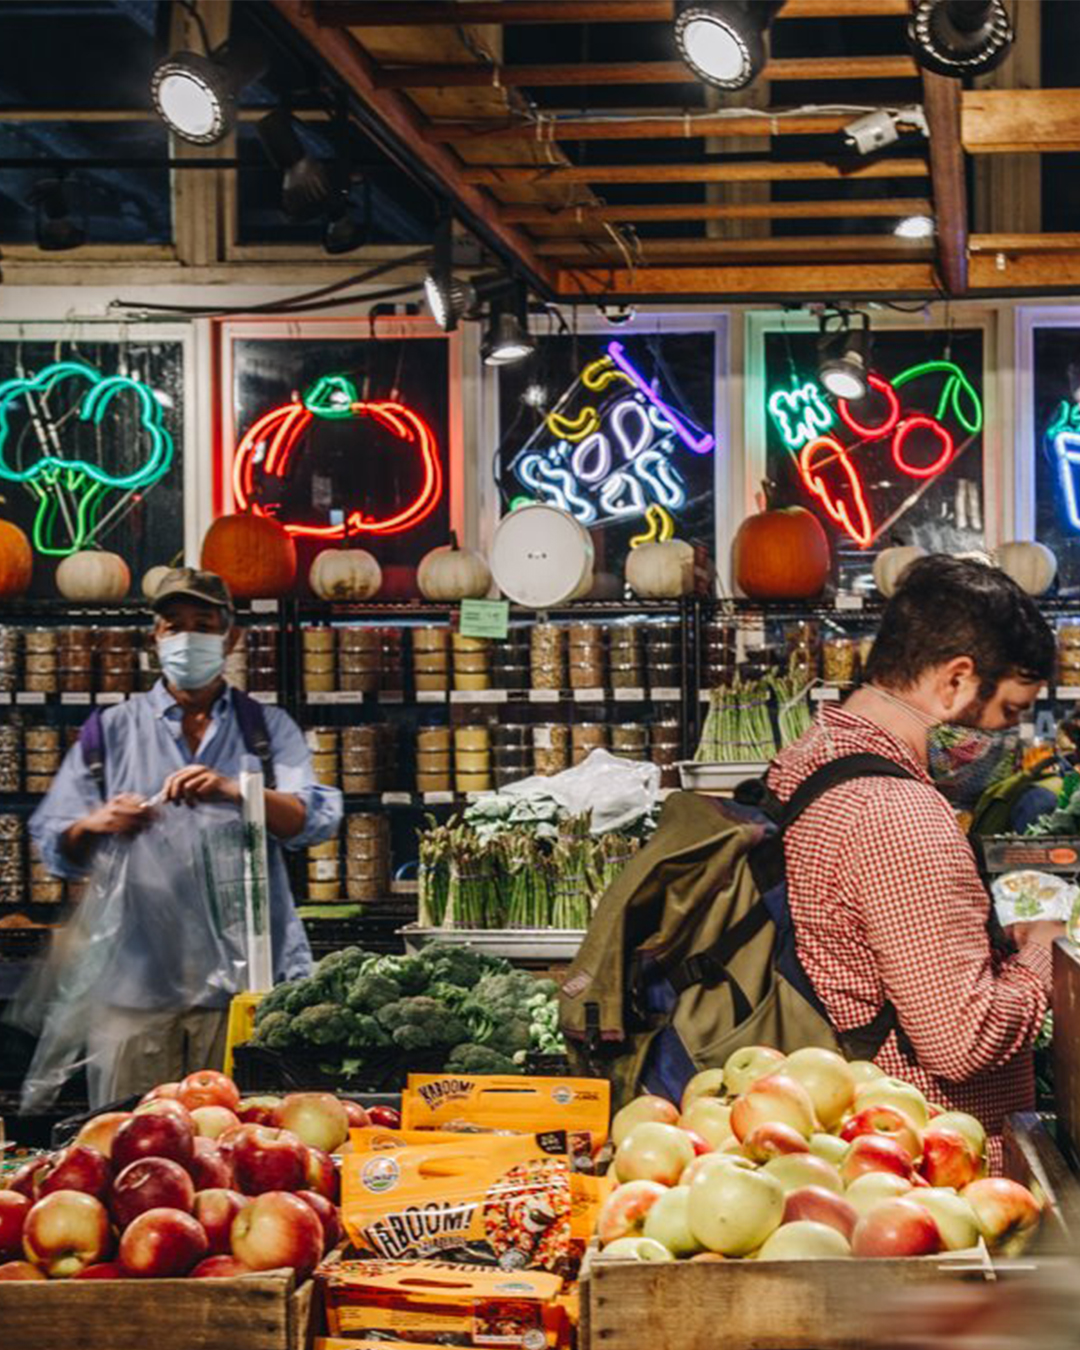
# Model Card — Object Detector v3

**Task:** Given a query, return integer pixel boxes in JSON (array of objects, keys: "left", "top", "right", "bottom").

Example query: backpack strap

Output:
[
  {"left": 779, "top": 752, "right": 920, "bottom": 833},
  {"left": 232, "top": 689, "right": 276, "bottom": 791},
  {"left": 78, "top": 708, "right": 106, "bottom": 798}
]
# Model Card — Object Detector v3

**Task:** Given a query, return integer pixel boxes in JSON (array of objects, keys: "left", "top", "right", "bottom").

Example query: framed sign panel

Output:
[{"left": 1024, "top": 317, "right": 1080, "bottom": 596}]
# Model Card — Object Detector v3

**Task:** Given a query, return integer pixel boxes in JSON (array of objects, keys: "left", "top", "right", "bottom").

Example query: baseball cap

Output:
[{"left": 149, "top": 567, "right": 234, "bottom": 616}]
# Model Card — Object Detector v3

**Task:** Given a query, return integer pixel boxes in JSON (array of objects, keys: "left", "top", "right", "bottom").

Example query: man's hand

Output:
[
  {"left": 83, "top": 794, "right": 155, "bottom": 837},
  {"left": 162, "top": 766, "right": 241, "bottom": 807},
  {"left": 1007, "top": 919, "right": 1067, "bottom": 952}
]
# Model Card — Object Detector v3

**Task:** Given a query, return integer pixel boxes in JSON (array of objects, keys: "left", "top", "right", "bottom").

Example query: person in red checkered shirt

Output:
[{"left": 769, "top": 556, "right": 1059, "bottom": 1169}]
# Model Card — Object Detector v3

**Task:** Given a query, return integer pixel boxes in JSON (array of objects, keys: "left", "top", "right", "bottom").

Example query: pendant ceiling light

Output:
[
  {"left": 674, "top": 1, "right": 785, "bottom": 90},
  {"left": 151, "top": 36, "right": 263, "bottom": 146},
  {"left": 818, "top": 311, "right": 871, "bottom": 403},
  {"left": 907, "top": 0, "right": 1014, "bottom": 77}
]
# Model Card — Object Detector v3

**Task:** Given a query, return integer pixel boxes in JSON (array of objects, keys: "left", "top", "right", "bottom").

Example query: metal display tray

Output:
[{"left": 400, "top": 924, "right": 584, "bottom": 961}]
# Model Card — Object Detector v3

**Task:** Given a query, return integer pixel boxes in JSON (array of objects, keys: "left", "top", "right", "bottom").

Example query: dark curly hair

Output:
[{"left": 864, "top": 555, "right": 1055, "bottom": 697}]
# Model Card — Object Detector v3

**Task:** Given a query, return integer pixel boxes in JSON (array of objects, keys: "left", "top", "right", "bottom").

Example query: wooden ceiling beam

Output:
[
  {"left": 535, "top": 234, "right": 935, "bottom": 261},
  {"left": 312, "top": 0, "right": 907, "bottom": 24},
  {"left": 505, "top": 197, "right": 934, "bottom": 224},
  {"left": 962, "top": 89, "right": 1080, "bottom": 154},
  {"left": 970, "top": 233, "right": 1080, "bottom": 255},
  {"left": 462, "top": 158, "right": 928, "bottom": 185},
  {"left": 268, "top": 0, "right": 556, "bottom": 291},
  {"left": 556, "top": 260, "right": 939, "bottom": 297},
  {"left": 374, "top": 55, "right": 918, "bottom": 89},
  {"left": 922, "top": 70, "right": 967, "bottom": 295},
  {"left": 427, "top": 113, "right": 855, "bottom": 143}
]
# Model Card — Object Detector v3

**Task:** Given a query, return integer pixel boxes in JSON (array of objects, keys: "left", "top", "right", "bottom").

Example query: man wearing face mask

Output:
[
  {"left": 768, "top": 555, "right": 1058, "bottom": 1167},
  {"left": 30, "top": 568, "right": 343, "bottom": 1104}
]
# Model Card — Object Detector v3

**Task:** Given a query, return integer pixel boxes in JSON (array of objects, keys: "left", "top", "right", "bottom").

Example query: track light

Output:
[
  {"left": 151, "top": 38, "right": 262, "bottom": 146},
  {"left": 423, "top": 215, "right": 478, "bottom": 332},
  {"left": 894, "top": 213, "right": 935, "bottom": 240},
  {"left": 30, "top": 177, "right": 85, "bottom": 251},
  {"left": 256, "top": 108, "right": 333, "bottom": 222},
  {"left": 818, "top": 311, "right": 870, "bottom": 403},
  {"left": 322, "top": 182, "right": 367, "bottom": 255},
  {"left": 597, "top": 303, "right": 637, "bottom": 326},
  {"left": 908, "top": 0, "right": 1013, "bottom": 78},
  {"left": 674, "top": 1, "right": 784, "bottom": 90},
  {"left": 483, "top": 288, "right": 534, "bottom": 367}
]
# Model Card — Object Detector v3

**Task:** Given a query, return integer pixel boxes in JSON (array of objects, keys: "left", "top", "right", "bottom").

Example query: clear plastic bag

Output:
[
  {"left": 10, "top": 800, "right": 250, "bottom": 1111},
  {"left": 499, "top": 748, "right": 660, "bottom": 836}
]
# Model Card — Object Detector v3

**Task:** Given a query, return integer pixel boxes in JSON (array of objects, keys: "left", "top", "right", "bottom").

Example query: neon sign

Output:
[
  {"left": 1048, "top": 400, "right": 1080, "bottom": 531},
  {"left": 232, "top": 374, "right": 443, "bottom": 538},
  {"left": 766, "top": 360, "right": 983, "bottom": 549},
  {"left": 0, "top": 359, "right": 175, "bottom": 556},
  {"left": 506, "top": 341, "right": 713, "bottom": 545}
]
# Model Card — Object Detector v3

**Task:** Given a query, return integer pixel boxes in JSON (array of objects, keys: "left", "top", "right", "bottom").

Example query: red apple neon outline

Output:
[
  {"left": 232, "top": 376, "right": 443, "bottom": 538},
  {"left": 799, "top": 436, "right": 874, "bottom": 549},
  {"left": 838, "top": 374, "right": 901, "bottom": 442},
  {"left": 891, "top": 415, "right": 955, "bottom": 479}
]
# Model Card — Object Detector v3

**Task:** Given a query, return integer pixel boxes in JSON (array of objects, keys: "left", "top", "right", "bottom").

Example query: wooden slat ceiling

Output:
[{"left": 274, "top": 0, "right": 1080, "bottom": 301}]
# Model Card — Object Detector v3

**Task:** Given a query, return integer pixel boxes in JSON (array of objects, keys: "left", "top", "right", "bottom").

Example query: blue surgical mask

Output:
[{"left": 157, "top": 632, "right": 227, "bottom": 691}]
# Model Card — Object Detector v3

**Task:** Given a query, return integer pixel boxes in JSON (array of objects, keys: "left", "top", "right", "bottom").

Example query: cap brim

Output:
[{"left": 151, "top": 588, "right": 233, "bottom": 614}]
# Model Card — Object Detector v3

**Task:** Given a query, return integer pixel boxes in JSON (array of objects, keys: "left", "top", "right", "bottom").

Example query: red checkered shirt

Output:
[{"left": 768, "top": 704, "right": 1051, "bottom": 1167}]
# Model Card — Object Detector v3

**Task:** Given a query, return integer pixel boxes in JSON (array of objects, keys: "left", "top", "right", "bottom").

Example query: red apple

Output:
[
  {"left": 188, "top": 1136, "right": 234, "bottom": 1191},
  {"left": 854, "top": 1078, "right": 930, "bottom": 1132},
  {"left": 112, "top": 1111, "right": 195, "bottom": 1174},
  {"left": 134, "top": 1098, "right": 195, "bottom": 1129},
  {"left": 0, "top": 1191, "right": 32, "bottom": 1260},
  {"left": 111, "top": 1157, "right": 195, "bottom": 1229},
  {"left": 614, "top": 1122, "right": 696, "bottom": 1186},
  {"left": 742, "top": 1121, "right": 811, "bottom": 1164},
  {"left": 191, "top": 1106, "right": 241, "bottom": 1141},
  {"left": 611, "top": 1095, "right": 680, "bottom": 1147},
  {"left": 230, "top": 1190, "right": 323, "bottom": 1280},
  {"left": 75, "top": 1111, "right": 133, "bottom": 1159},
  {"left": 232, "top": 1125, "right": 307, "bottom": 1196},
  {"left": 119, "top": 1207, "right": 208, "bottom": 1277},
  {"left": 236, "top": 1097, "right": 282, "bottom": 1127},
  {"left": 7, "top": 1156, "right": 50, "bottom": 1200},
  {"left": 918, "top": 1127, "right": 983, "bottom": 1190},
  {"left": 190, "top": 1255, "right": 252, "bottom": 1278},
  {"left": 839, "top": 1134, "right": 914, "bottom": 1185},
  {"left": 39, "top": 1144, "right": 112, "bottom": 1203},
  {"left": 961, "top": 1177, "right": 1043, "bottom": 1256},
  {"left": 782, "top": 1186, "right": 858, "bottom": 1241},
  {"left": 365, "top": 1105, "right": 399, "bottom": 1129},
  {"left": 140, "top": 1082, "right": 181, "bottom": 1104},
  {"left": 193, "top": 1189, "right": 249, "bottom": 1256},
  {"left": 851, "top": 1197, "right": 942, "bottom": 1257},
  {"left": 730, "top": 1074, "right": 817, "bottom": 1143},
  {"left": 303, "top": 1146, "right": 340, "bottom": 1203},
  {"left": 597, "top": 1179, "right": 668, "bottom": 1246},
  {"left": 177, "top": 1070, "right": 241, "bottom": 1115},
  {"left": 0, "top": 1260, "right": 47, "bottom": 1280},
  {"left": 840, "top": 1105, "right": 922, "bottom": 1163},
  {"left": 295, "top": 1189, "right": 341, "bottom": 1254},
  {"left": 75, "top": 1261, "right": 128, "bottom": 1279},
  {"left": 22, "top": 1190, "right": 112, "bottom": 1278},
  {"left": 274, "top": 1093, "right": 350, "bottom": 1154}
]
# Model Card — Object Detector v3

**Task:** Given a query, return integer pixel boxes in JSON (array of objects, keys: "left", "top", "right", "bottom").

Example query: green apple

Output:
[
  {"left": 843, "top": 1171, "right": 911, "bottom": 1219},
  {"left": 678, "top": 1097, "right": 733, "bottom": 1149},
  {"left": 763, "top": 1152, "right": 844, "bottom": 1195},
  {"left": 687, "top": 1161, "right": 784, "bottom": 1256},
  {"left": 643, "top": 1184, "right": 704, "bottom": 1258},
  {"left": 722, "top": 1046, "right": 786, "bottom": 1097},
  {"left": 809, "top": 1132, "right": 849, "bottom": 1167},
  {"left": 757, "top": 1220, "right": 851, "bottom": 1261},
  {"left": 846, "top": 1060, "right": 886, "bottom": 1087},
  {"left": 908, "top": 1188, "right": 980, "bottom": 1252},
  {"left": 680, "top": 1069, "right": 726, "bottom": 1112},
  {"left": 600, "top": 1236, "right": 674, "bottom": 1262},
  {"left": 853, "top": 1077, "right": 929, "bottom": 1131},
  {"left": 611, "top": 1095, "right": 680, "bottom": 1147},
  {"left": 783, "top": 1048, "right": 856, "bottom": 1130}
]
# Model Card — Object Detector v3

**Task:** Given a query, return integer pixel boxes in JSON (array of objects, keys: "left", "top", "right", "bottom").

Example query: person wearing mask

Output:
[
  {"left": 769, "top": 555, "right": 1059, "bottom": 1168},
  {"left": 30, "top": 568, "right": 343, "bottom": 1105}
]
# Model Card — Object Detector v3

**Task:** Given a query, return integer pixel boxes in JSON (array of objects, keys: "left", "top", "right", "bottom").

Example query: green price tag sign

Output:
[{"left": 459, "top": 598, "right": 510, "bottom": 640}]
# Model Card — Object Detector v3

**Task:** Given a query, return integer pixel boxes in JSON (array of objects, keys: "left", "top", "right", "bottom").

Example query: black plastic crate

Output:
[{"left": 232, "top": 1042, "right": 438, "bottom": 1095}]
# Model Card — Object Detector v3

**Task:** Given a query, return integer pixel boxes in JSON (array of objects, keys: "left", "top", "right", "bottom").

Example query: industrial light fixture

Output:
[
  {"left": 818, "top": 311, "right": 870, "bottom": 402},
  {"left": 674, "top": 1, "right": 785, "bottom": 90},
  {"left": 322, "top": 180, "right": 368, "bottom": 255},
  {"left": 894, "top": 213, "right": 935, "bottom": 240},
  {"left": 423, "top": 215, "right": 479, "bottom": 332},
  {"left": 907, "top": 0, "right": 1014, "bottom": 78},
  {"left": 30, "top": 177, "right": 85, "bottom": 251},
  {"left": 482, "top": 287, "right": 534, "bottom": 367},
  {"left": 150, "top": 37, "right": 263, "bottom": 146},
  {"left": 256, "top": 108, "right": 332, "bottom": 222}
]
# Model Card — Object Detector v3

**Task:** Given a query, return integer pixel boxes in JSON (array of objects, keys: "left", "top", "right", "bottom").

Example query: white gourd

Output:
[
  {"left": 995, "top": 540, "right": 1057, "bottom": 596},
  {"left": 56, "top": 550, "right": 131, "bottom": 602},
  {"left": 872, "top": 545, "right": 926, "bottom": 598},
  {"left": 141, "top": 565, "right": 172, "bottom": 600},
  {"left": 417, "top": 534, "right": 491, "bottom": 601},
  {"left": 625, "top": 539, "right": 696, "bottom": 599},
  {"left": 309, "top": 549, "right": 383, "bottom": 601}
]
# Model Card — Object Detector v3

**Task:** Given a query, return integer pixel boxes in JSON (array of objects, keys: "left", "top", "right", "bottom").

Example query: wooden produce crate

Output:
[
  {"left": 1053, "top": 936, "right": 1080, "bottom": 1167},
  {"left": 579, "top": 1113, "right": 1077, "bottom": 1350},
  {"left": 0, "top": 1270, "right": 313, "bottom": 1350}
]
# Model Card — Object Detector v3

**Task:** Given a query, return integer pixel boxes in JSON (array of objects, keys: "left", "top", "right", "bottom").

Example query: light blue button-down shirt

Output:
[{"left": 30, "top": 680, "right": 342, "bottom": 1009}]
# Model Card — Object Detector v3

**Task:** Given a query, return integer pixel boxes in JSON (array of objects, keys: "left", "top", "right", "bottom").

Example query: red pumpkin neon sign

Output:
[{"left": 232, "top": 374, "right": 443, "bottom": 538}]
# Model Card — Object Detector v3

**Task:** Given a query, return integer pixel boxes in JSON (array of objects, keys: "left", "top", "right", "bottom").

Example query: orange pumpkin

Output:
[
  {"left": 733, "top": 506, "right": 830, "bottom": 601},
  {"left": 0, "top": 519, "right": 32, "bottom": 598},
  {"left": 200, "top": 513, "right": 297, "bottom": 600}
]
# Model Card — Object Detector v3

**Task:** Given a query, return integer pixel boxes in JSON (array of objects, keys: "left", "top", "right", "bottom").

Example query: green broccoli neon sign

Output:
[{"left": 0, "top": 359, "right": 175, "bottom": 556}]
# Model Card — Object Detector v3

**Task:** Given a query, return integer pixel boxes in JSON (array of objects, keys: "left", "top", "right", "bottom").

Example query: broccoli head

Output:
[
  {"left": 446, "top": 1043, "right": 523, "bottom": 1075},
  {"left": 251, "top": 1009, "right": 295, "bottom": 1051},
  {"left": 383, "top": 953, "right": 431, "bottom": 996},
  {"left": 290, "top": 1002, "right": 358, "bottom": 1048},
  {"left": 419, "top": 944, "right": 503, "bottom": 991},
  {"left": 312, "top": 947, "right": 372, "bottom": 1004},
  {"left": 486, "top": 1015, "right": 532, "bottom": 1057},
  {"left": 471, "top": 970, "right": 536, "bottom": 1021},
  {"left": 346, "top": 969, "right": 404, "bottom": 1015},
  {"left": 346, "top": 1013, "right": 393, "bottom": 1051},
  {"left": 376, "top": 996, "right": 469, "bottom": 1051}
]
